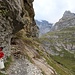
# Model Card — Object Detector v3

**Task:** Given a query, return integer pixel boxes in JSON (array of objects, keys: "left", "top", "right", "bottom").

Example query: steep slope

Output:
[
  {"left": 40, "top": 26, "right": 75, "bottom": 75},
  {"left": 7, "top": 29, "right": 74, "bottom": 75},
  {"left": 36, "top": 20, "right": 53, "bottom": 36},
  {"left": 1, "top": 28, "right": 74, "bottom": 75},
  {"left": 5, "top": 31, "right": 57, "bottom": 75},
  {"left": 0, "top": 0, "right": 40, "bottom": 75}
]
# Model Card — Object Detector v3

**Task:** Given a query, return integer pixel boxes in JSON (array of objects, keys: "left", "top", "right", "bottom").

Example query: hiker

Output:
[{"left": 0, "top": 47, "right": 5, "bottom": 69}]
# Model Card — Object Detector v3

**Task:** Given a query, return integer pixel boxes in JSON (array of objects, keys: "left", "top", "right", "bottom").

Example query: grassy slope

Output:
[
  {"left": 19, "top": 27, "right": 75, "bottom": 75},
  {"left": 39, "top": 26, "right": 75, "bottom": 75}
]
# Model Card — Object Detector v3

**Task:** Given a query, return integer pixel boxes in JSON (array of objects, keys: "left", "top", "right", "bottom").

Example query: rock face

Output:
[
  {"left": 0, "top": 0, "right": 38, "bottom": 59},
  {"left": 36, "top": 20, "right": 53, "bottom": 36},
  {"left": 52, "top": 11, "right": 75, "bottom": 30}
]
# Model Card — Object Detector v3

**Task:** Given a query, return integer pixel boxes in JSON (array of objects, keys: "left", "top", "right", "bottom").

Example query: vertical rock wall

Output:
[{"left": 0, "top": 0, "right": 38, "bottom": 59}]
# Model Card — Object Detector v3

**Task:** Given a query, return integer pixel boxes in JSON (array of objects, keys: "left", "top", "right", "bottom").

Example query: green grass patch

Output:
[
  {"left": 36, "top": 48, "right": 71, "bottom": 75},
  {"left": 4, "top": 56, "right": 12, "bottom": 70},
  {"left": 45, "top": 55, "right": 72, "bottom": 75},
  {"left": 51, "top": 49, "right": 75, "bottom": 75},
  {"left": 0, "top": 72, "right": 7, "bottom": 75}
]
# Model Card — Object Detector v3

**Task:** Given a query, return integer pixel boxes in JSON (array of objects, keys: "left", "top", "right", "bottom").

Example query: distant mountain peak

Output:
[
  {"left": 52, "top": 11, "right": 75, "bottom": 31},
  {"left": 63, "top": 11, "right": 71, "bottom": 15},
  {"left": 35, "top": 20, "right": 53, "bottom": 36},
  {"left": 59, "top": 11, "right": 75, "bottom": 22}
]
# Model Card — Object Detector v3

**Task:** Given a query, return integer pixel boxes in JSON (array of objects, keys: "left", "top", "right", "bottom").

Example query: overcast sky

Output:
[{"left": 33, "top": 0, "right": 75, "bottom": 23}]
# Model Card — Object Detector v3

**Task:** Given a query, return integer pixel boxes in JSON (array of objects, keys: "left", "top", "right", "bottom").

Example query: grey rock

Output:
[
  {"left": 0, "top": 0, "right": 38, "bottom": 60},
  {"left": 7, "top": 58, "right": 43, "bottom": 75},
  {"left": 36, "top": 20, "right": 53, "bottom": 36},
  {"left": 52, "top": 11, "right": 75, "bottom": 31}
]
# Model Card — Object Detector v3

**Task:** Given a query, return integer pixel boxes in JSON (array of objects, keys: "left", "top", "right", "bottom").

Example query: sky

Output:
[{"left": 33, "top": 0, "right": 75, "bottom": 23}]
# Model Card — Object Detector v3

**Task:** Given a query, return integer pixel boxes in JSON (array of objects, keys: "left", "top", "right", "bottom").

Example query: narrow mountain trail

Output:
[
  {"left": 20, "top": 40, "right": 57, "bottom": 75},
  {"left": 7, "top": 58, "right": 28, "bottom": 75},
  {"left": 6, "top": 38, "right": 72, "bottom": 75},
  {"left": 7, "top": 57, "right": 43, "bottom": 75},
  {"left": 24, "top": 48, "right": 57, "bottom": 75},
  {"left": 6, "top": 39, "right": 57, "bottom": 75},
  {"left": 6, "top": 45, "right": 43, "bottom": 75}
]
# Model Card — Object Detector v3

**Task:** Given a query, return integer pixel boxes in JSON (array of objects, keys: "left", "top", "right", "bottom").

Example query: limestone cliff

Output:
[{"left": 0, "top": 0, "right": 38, "bottom": 59}]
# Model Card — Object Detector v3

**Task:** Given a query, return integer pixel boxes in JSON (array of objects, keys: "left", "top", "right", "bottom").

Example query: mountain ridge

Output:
[{"left": 52, "top": 11, "right": 75, "bottom": 31}]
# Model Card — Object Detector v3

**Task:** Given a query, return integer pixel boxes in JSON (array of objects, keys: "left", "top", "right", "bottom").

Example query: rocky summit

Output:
[{"left": 52, "top": 11, "right": 75, "bottom": 30}]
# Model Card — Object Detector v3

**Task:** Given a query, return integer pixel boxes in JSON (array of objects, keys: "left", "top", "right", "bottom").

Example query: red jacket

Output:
[{"left": 0, "top": 51, "right": 4, "bottom": 58}]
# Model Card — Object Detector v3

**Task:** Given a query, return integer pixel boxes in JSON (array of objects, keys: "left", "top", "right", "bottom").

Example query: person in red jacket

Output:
[
  {"left": 0, "top": 47, "right": 4, "bottom": 59},
  {"left": 0, "top": 47, "right": 5, "bottom": 69}
]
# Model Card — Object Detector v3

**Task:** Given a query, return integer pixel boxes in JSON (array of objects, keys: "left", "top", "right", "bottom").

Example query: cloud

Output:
[{"left": 33, "top": 0, "right": 75, "bottom": 23}]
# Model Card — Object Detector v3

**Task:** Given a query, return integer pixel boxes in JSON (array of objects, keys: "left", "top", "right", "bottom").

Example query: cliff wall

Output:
[{"left": 0, "top": 0, "right": 38, "bottom": 59}]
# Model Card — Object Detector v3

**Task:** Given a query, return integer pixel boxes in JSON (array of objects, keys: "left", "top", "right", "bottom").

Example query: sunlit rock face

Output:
[
  {"left": 52, "top": 11, "right": 75, "bottom": 31},
  {"left": 0, "top": 0, "right": 38, "bottom": 59}
]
